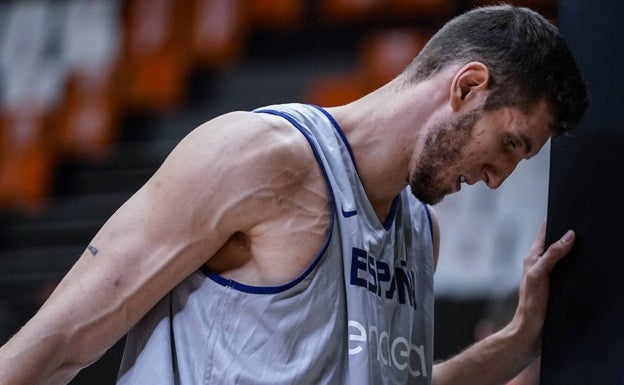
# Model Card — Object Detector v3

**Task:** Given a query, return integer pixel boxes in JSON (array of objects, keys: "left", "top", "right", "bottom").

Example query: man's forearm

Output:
[
  {"left": 0, "top": 321, "right": 78, "bottom": 385},
  {"left": 432, "top": 320, "right": 538, "bottom": 385}
]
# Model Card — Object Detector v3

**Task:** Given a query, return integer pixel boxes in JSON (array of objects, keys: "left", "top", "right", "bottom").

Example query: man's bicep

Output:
[{"left": 35, "top": 112, "right": 267, "bottom": 365}]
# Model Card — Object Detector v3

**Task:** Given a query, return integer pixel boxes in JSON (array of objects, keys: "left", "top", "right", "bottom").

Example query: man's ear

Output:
[{"left": 449, "top": 62, "right": 490, "bottom": 112}]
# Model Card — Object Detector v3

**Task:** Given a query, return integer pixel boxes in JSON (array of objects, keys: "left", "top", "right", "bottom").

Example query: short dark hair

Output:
[{"left": 402, "top": 5, "right": 588, "bottom": 136}]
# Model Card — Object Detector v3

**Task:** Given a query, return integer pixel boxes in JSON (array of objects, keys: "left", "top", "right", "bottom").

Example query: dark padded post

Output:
[{"left": 542, "top": 1, "right": 624, "bottom": 384}]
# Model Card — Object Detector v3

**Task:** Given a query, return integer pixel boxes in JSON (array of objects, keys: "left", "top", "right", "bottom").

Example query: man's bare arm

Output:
[
  {"left": 0, "top": 111, "right": 307, "bottom": 385},
  {"left": 432, "top": 224, "right": 575, "bottom": 385}
]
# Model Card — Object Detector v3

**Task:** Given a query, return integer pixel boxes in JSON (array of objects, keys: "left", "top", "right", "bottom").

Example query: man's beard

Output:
[{"left": 409, "top": 110, "right": 479, "bottom": 205}]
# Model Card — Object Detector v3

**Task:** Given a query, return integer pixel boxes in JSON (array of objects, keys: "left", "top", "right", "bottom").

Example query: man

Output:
[{"left": 0, "top": 5, "right": 588, "bottom": 385}]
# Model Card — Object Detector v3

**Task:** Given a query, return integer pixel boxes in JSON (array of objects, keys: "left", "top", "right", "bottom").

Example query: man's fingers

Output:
[
  {"left": 529, "top": 222, "right": 547, "bottom": 256},
  {"left": 536, "top": 230, "right": 576, "bottom": 274}
]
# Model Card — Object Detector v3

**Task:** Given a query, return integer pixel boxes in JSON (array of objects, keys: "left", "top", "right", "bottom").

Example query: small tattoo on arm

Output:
[{"left": 87, "top": 244, "right": 99, "bottom": 256}]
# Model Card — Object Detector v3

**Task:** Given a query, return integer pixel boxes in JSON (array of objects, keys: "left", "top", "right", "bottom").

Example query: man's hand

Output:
[
  {"left": 511, "top": 223, "right": 576, "bottom": 356},
  {"left": 433, "top": 224, "right": 576, "bottom": 385}
]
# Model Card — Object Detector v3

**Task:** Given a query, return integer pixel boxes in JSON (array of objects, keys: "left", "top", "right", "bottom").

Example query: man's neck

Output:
[{"left": 326, "top": 77, "right": 448, "bottom": 220}]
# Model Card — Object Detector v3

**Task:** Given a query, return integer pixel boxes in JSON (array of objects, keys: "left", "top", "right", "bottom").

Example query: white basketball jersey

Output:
[{"left": 117, "top": 103, "right": 435, "bottom": 385}]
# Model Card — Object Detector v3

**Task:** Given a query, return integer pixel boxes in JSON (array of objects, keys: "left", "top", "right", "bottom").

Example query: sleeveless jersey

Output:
[{"left": 116, "top": 103, "right": 435, "bottom": 385}]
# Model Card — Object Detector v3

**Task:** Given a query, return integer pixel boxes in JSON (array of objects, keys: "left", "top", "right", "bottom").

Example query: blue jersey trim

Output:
[
  {"left": 423, "top": 203, "right": 434, "bottom": 241},
  {"left": 200, "top": 109, "right": 336, "bottom": 295},
  {"left": 384, "top": 195, "right": 400, "bottom": 231},
  {"left": 309, "top": 105, "right": 357, "bottom": 170},
  {"left": 311, "top": 104, "right": 399, "bottom": 231}
]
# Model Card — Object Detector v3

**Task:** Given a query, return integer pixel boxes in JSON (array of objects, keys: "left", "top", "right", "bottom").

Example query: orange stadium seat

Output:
[
  {"left": 190, "top": 0, "right": 247, "bottom": 69},
  {"left": 121, "top": 0, "right": 193, "bottom": 111},
  {"left": 57, "top": 70, "right": 121, "bottom": 160},
  {"left": 390, "top": 0, "right": 456, "bottom": 18},
  {"left": 248, "top": 0, "right": 304, "bottom": 29},
  {"left": 306, "top": 28, "right": 428, "bottom": 107},
  {"left": 59, "top": 0, "right": 122, "bottom": 160},
  {"left": 319, "top": 0, "right": 386, "bottom": 23},
  {"left": 305, "top": 73, "right": 368, "bottom": 107},
  {"left": 358, "top": 28, "right": 429, "bottom": 90},
  {"left": 0, "top": 2, "right": 63, "bottom": 208},
  {"left": 0, "top": 108, "right": 55, "bottom": 209}
]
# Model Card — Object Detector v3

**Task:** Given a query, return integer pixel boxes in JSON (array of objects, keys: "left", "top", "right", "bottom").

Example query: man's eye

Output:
[{"left": 505, "top": 137, "right": 517, "bottom": 149}]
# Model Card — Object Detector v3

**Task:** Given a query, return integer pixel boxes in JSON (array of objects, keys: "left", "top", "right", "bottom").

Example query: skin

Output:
[
  {"left": 409, "top": 109, "right": 479, "bottom": 205},
  {"left": 0, "top": 62, "right": 574, "bottom": 385}
]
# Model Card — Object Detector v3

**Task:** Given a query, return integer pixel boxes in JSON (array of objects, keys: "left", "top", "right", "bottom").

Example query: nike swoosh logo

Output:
[{"left": 341, "top": 207, "right": 357, "bottom": 218}]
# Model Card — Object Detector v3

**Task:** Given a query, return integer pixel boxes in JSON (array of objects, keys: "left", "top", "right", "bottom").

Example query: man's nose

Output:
[{"left": 485, "top": 158, "right": 521, "bottom": 189}]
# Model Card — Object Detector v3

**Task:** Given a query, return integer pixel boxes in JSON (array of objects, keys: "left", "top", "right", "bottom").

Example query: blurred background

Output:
[{"left": 0, "top": 0, "right": 558, "bottom": 383}]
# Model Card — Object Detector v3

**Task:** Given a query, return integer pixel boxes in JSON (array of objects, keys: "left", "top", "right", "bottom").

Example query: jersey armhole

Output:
[{"left": 199, "top": 108, "right": 337, "bottom": 295}]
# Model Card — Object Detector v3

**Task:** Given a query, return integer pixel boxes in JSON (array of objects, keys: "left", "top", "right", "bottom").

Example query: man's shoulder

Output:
[{"left": 191, "top": 110, "right": 314, "bottom": 166}]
